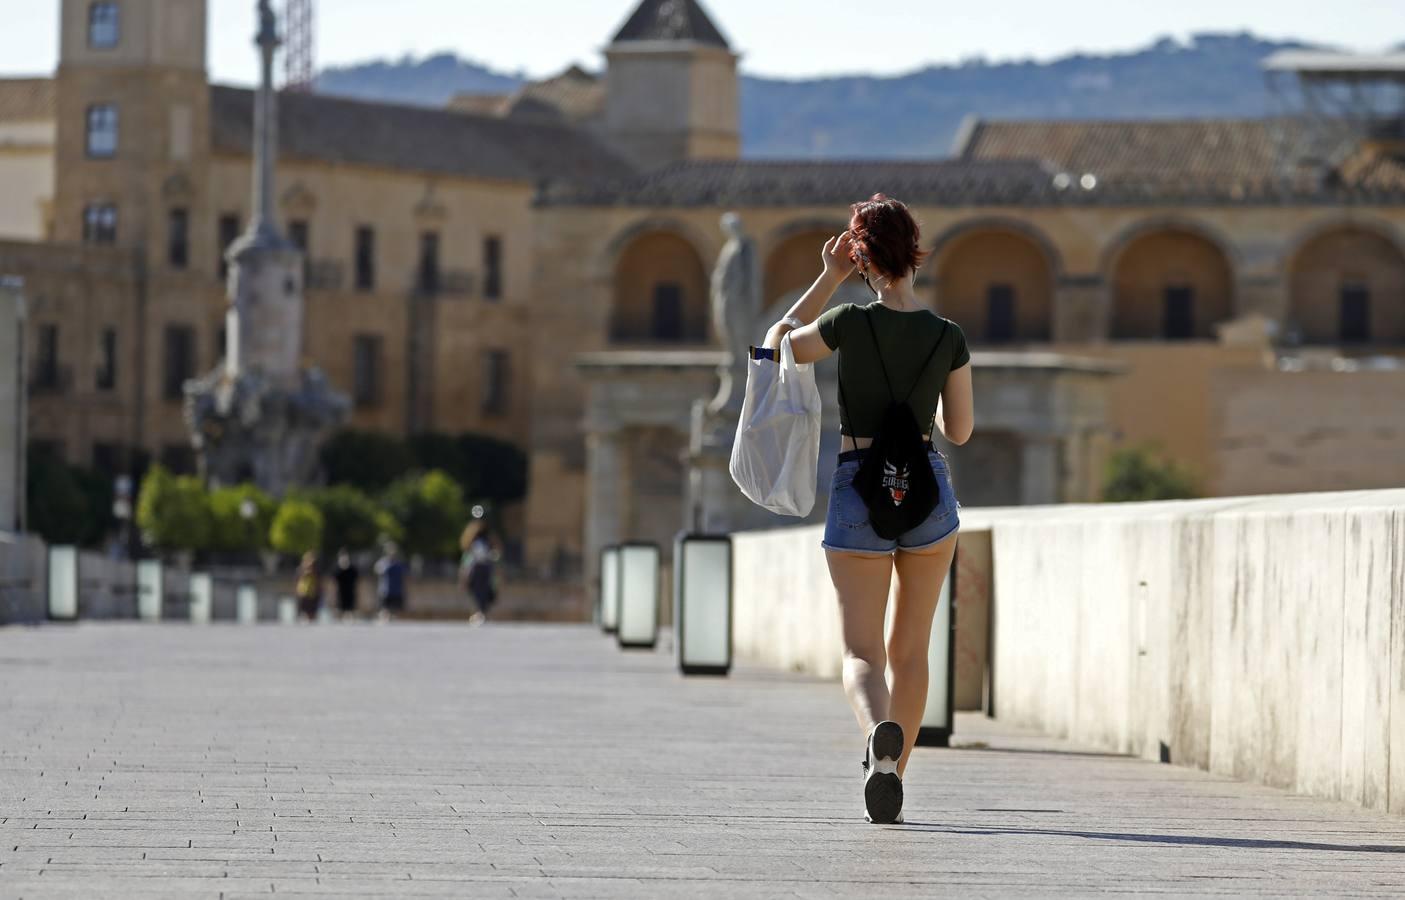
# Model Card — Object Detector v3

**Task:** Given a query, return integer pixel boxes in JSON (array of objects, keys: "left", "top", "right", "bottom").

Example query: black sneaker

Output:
[{"left": 863, "top": 720, "right": 904, "bottom": 824}]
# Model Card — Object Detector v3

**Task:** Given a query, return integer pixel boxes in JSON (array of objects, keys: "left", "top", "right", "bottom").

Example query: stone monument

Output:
[
  {"left": 185, "top": 1, "right": 347, "bottom": 493},
  {"left": 686, "top": 213, "right": 783, "bottom": 534}
]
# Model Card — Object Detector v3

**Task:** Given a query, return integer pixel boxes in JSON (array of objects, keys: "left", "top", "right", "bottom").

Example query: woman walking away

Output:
[
  {"left": 459, "top": 522, "right": 499, "bottom": 626},
  {"left": 294, "top": 552, "right": 322, "bottom": 622},
  {"left": 760, "top": 194, "right": 974, "bottom": 825},
  {"left": 332, "top": 548, "right": 359, "bottom": 620}
]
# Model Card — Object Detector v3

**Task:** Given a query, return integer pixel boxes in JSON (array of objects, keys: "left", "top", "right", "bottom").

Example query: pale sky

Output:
[{"left": 2, "top": 0, "right": 1400, "bottom": 83}]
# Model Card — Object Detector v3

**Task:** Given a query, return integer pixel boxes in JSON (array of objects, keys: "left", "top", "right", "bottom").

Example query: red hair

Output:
[{"left": 847, "top": 193, "right": 926, "bottom": 286}]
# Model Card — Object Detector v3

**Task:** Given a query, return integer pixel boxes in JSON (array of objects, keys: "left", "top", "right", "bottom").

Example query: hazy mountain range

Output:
[{"left": 315, "top": 33, "right": 1321, "bottom": 159}]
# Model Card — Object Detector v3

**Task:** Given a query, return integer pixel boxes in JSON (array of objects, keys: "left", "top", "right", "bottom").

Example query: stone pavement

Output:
[{"left": 2, "top": 623, "right": 1404, "bottom": 899}]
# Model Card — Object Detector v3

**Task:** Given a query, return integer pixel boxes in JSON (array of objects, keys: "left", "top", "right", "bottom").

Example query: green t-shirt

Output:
[{"left": 816, "top": 302, "right": 970, "bottom": 438}]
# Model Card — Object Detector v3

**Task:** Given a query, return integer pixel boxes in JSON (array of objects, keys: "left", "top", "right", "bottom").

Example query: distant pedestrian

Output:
[
  {"left": 295, "top": 552, "right": 322, "bottom": 622},
  {"left": 374, "top": 542, "right": 407, "bottom": 620},
  {"left": 332, "top": 548, "right": 359, "bottom": 619},
  {"left": 458, "top": 522, "right": 500, "bottom": 625}
]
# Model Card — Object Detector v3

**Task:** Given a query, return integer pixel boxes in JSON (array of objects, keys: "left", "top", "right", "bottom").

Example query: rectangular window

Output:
[
  {"left": 1162, "top": 285, "right": 1195, "bottom": 340},
  {"left": 418, "top": 232, "right": 440, "bottom": 295},
  {"left": 288, "top": 219, "right": 309, "bottom": 253},
  {"left": 354, "top": 226, "right": 376, "bottom": 291},
  {"left": 483, "top": 235, "right": 502, "bottom": 300},
  {"left": 96, "top": 327, "right": 117, "bottom": 390},
  {"left": 986, "top": 283, "right": 1016, "bottom": 343},
  {"left": 217, "top": 213, "right": 240, "bottom": 280},
  {"left": 162, "top": 324, "right": 196, "bottom": 401},
  {"left": 650, "top": 282, "right": 683, "bottom": 342},
  {"left": 482, "top": 349, "right": 510, "bottom": 417},
  {"left": 36, "top": 323, "right": 60, "bottom": 390},
  {"left": 82, "top": 203, "right": 117, "bottom": 244},
  {"left": 86, "top": 103, "right": 118, "bottom": 157},
  {"left": 167, "top": 207, "right": 189, "bottom": 269},
  {"left": 352, "top": 334, "right": 382, "bottom": 408},
  {"left": 88, "top": 2, "right": 120, "bottom": 48},
  {"left": 1340, "top": 282, "right": 1370, "bottom": 343}
]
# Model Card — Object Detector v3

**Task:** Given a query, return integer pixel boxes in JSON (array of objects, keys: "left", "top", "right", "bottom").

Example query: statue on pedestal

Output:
[
  {"left": 707, "top": 212, "right": 759, "bottom": 414},
  {"left": 184, "top": 1, "right": 347, "bottom": 494}
]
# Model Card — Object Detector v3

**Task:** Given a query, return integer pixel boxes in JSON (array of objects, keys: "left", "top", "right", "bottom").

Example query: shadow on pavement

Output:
[{"left": 899, "top": 823, "right": 1405, "bottom": 854}]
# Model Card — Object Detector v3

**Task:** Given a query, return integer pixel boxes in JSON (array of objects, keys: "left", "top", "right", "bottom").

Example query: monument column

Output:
[{"left": 584, "top": 428, "right": 629, "bottom": 594}]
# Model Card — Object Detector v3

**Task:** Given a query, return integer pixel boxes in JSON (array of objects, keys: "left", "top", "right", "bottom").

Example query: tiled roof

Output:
[
  {"left": 955, "top": 117, "right": 1405, "bottom": 200},
  {"left": 537, "top": 159, "right": 1059, "bottom": 207},
  {"left": 0, "top": 78, "right": 56, "bottom": 121},
  {"left": 610, "top": 0, "right": 730, "bottom": 49},
  {"left": 505, "top": 66, "right": 605, "bottom": 124},
  {"left": 210, "top": 85, "right": 635, "bottom": 186}
]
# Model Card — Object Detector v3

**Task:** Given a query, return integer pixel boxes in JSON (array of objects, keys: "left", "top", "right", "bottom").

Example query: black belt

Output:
[{"left": 837, "top": 441, "right": 936, "bottom": 464}]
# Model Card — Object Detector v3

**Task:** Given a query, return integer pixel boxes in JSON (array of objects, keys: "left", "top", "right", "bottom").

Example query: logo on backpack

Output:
[{"left": 881, "top": 460, "right": 910, "bottom": 506}]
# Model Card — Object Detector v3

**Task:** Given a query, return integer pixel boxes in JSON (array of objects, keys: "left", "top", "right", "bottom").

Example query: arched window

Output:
[
  {"left": 1288, "top": 227, "right": 1405, "bottom": 345},
  {"left": 934, "top": 227, "right": 1055, "bottom": 344},
  {"left": 610, "top": 231, "right": 709, "bottom": 344},
  {"left": 1110, "top": 228, "right": 1233, "bottom": 340}
]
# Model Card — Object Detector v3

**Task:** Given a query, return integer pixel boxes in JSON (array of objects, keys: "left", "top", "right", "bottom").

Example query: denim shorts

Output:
[{"left": 821, "top": 448, "right": 961, "bottom": 555}]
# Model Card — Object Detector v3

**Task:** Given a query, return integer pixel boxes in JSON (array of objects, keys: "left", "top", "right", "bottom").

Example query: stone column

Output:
[{"left": 583, "top": 428, "right": 628, "bottom": 600}]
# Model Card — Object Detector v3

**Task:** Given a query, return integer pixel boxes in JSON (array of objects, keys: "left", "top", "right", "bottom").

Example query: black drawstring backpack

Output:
[{"left": 838, "top": 310, "right": 950, "bottom": 540}]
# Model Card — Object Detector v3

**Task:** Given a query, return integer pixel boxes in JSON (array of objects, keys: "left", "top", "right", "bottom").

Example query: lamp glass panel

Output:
[
  {"left": 920, "top": 567, "right": 953, "bottom": 730},
  {"left": 48, "top": 546, "right": 78, "bottom": 619},
  {"left": 137, "top": 560, "right": 163, "bottom": 621},
  {"left": 601, "top": 547, "right": 620, "bottom": 630},
  {"left": 681, "top": 541, "right": 730, "bottom": 667},
  {"left": 278, "top": 596, "right": 297, "bottom": 624},
  {"left": 189, "top": 573, "right": 213, "bottom": 624},
  {"left": 618, "top": 545, "right": 659, "bottom": 645}
]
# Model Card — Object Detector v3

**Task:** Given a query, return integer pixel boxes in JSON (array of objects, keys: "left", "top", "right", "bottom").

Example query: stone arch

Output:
[
  {"left": 762, "top": 225, "right": 842, "bottom": 312},
  {"left": 609, "top": 227, "right": 711, "bottom": 344},
  {"left": 930, "top": 219, "right": 1061, "bottom": 344},
  {"left": 1286, "top": 221, "right": 1405, "bottom": 345},
  {"left": 1104, "top": 220, "right": 1236, "bottom": 340}
]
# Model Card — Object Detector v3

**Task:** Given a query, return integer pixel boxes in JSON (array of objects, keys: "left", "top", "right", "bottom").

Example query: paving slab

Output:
[{"left": 1, "top": 622, "right": 1404, "bottom": 898}]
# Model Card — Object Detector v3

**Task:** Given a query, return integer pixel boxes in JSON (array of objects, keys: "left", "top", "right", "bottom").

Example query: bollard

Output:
[
  {"left": 673, "top": 534, "right": 732, "bottom": 676},
  {"left": 236, "top": 584, "right": 258, "bottom": 624},
  {"left": 136, "top": 560, "right": 163, "bottom": 621},
  {"left": 915, "top": 557, "right": 957, "bottom": 747},
  {"left": 277, "top": 595, "right": 297, "bottom": 624},
  {"left": 617, "top": 542, "right": 660, "bottom": 650},
  {"left": 188, "top": 573, "right": 213, "bottom": 624},
  {"left": 47, "top": 545, "right": 79, "bottom": 621},
  {"left": 599, "top": 545, "right": 621, "bottom": 635}
]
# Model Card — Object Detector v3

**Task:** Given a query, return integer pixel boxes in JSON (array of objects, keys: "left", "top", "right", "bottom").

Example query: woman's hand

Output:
[{"left": 821, "top": 232, "right": 855, "bottom": 283}]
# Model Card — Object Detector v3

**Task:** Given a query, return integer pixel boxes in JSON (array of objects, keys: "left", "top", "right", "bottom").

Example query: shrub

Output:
[
  {"left": 1102, "top": 445, "right": 1197, "bottom": 503},
  {"left": 135, "top": 465, "right": 212, "bottom": 552},
  {"left": 307, "top": 485, "right": 400, "bottom": 555},
  {"left": 269, "top": 499, "right": 325, "bottom": 557},
  {"left": 208, "top": 484, "right": 276, "bottom": 553},
  {"left": 380, "top": 469, "right": 466, "bottom": 559},
  {"left": 320, "top": 429, "right": 415, "bottom": 492},
  {"left": 25, "top": 446, "right": 91, "bottom": 545}
]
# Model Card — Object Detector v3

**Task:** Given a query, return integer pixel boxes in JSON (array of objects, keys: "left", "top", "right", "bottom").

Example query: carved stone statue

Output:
[{"left": 708, "top": 212, "right": 759, "bottom": 413}]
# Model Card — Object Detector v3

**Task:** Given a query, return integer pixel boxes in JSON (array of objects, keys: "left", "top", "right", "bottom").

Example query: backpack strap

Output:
[{"left": 900, "top": 319, "right": 950, "bottom": 405}]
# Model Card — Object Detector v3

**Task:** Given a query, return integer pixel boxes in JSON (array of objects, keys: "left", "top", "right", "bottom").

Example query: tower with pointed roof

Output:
[{"left": 603, "top": 0, "right": 740, "bottom": 168}]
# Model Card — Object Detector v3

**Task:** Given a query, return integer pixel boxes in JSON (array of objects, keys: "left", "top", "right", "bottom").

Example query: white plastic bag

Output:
[{"left": 729, "top": 333, "right": 821, "bottom": 517}]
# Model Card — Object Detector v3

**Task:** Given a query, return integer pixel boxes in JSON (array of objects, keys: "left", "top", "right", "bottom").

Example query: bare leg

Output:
[
  {"left": 888, "top": 533, "right": 958, "bottom": 776},
  {"left": 825, "top": 549, "right": 894, "bottom": 736}
]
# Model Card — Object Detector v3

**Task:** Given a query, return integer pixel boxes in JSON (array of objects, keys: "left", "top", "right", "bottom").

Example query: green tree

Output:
[
  {"left": 1102, "top": 446, "right": 1198, "bottom": 503},
  {"left": 134, "top": 465, "right": 212, "bottom": 552},
  {"left": 320, "top": 429, "right": 415, "bottom": 492},
  {"left": 380, "top": 469, "right": 466, "bottom": 559},
  {"left": 25, "top": 445, "right": 90, "bottom": 545},
  {"left": 307, "top": 485, "right": 400, "bottom": 555},
  {"left": 453, "top": 433, "right": 528, "bottom": 504},
  {"left": 269, "top": 499, "right": 325, "bottom": 557},
  {"left": 208, "top": 484, "right": 276, "bottom": 554}
]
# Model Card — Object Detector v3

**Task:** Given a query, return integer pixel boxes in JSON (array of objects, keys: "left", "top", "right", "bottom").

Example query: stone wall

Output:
[{"left": 732, "top": 489, "right": 1405, "bottom": 813}]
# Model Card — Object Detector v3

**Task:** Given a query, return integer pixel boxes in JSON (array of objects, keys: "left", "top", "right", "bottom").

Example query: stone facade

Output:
[
  {"left": 0, "top": 0, "right": 1403, "bottom": 579},
  {"left": 0, "top": 278, "right": 25, "bottom": 532}
]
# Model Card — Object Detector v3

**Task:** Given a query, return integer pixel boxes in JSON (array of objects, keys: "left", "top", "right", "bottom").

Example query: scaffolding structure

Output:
[
  {"left": 1263, "top": 50, "right": 1405, "bottom": 188},
  {"left": 283, "top": 0, "right": 315, "bottom": 92}
]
